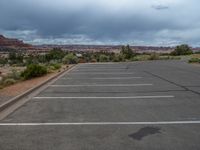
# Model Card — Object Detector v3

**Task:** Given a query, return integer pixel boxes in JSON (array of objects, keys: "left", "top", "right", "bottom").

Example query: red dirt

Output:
[{"left": 0, "top": 72, "right": 57, "bottom": 97}]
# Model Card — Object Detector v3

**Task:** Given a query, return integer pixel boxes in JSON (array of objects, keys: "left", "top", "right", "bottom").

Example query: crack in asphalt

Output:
[{"left": 145, "top": 71, "right": 200, "bottom": 96}]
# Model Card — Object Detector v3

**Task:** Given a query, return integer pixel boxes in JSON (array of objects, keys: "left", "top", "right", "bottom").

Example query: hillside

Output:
[{"left": 0, "top": 35, "right": 31, "bottom": 48}]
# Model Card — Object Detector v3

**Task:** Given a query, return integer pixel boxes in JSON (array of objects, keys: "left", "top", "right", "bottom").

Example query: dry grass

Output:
[
  {"left": 0, "top": 72, "right": 57, "bottom": 97},
  {"left": 0, "top": 66, "right": 25, "bottom": 76},
  {"left": 191, "top": 54, "right": 200, "bottom": 59},
  {"left": 0, "top": 64, "right": 71, "bottom": 97}
]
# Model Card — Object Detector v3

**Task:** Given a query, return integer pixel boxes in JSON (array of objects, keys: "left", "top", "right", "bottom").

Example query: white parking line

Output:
[
  {"left": 34, "top": 95, "right": 174, "bottom": 99},
  {"left": 69, "top": 73, "right": 135, "bottom": 74},
  {"left": 73, "top": 70, "right": 128, "bottom": 72},
  {"left": 0, "top": 120, "right": 199, "bottom": 126},
  {"left": 50, "top": 84, "right": 153, "bottom": 87},
  {"left": 61, "top": 77, "right": 143, "bottom": 80}
]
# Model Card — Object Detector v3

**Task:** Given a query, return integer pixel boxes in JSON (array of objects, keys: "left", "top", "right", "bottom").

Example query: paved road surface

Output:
[{"left": 0, "top": 60, "right": 200, "bottom": 150}]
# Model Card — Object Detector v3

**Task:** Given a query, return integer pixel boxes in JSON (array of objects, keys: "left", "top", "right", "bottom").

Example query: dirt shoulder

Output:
[
  {"left": 0, "top": 63, "right": 75, "bottom": 105},
  {"left": 0, "top": 72, "right": 58, "bottom": 105}
]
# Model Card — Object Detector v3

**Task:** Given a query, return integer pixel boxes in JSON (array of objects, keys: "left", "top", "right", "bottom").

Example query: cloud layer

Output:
[{"left": 0, "top": 0, "right": 200, "bottom": 46}]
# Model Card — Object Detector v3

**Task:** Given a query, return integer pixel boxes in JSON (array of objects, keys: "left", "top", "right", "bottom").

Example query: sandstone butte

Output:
[{"left": 0, "top": 35, "right": 31, "bottom": 48}]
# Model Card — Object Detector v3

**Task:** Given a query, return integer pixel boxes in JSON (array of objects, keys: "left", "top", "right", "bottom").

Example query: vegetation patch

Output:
[
  {"left": 0, "top": 44, "right": 196, "bottom": 89},
  {"left": 188, "top": 58, "right": 200, "bottom": 63},
  {"left": 21, "top": 64, "right": 47, "bottom": 80},
  {"left": 3, "top": 78, "right": 16, "bottom": 86},
  {"left": 62, "top": 53, "right": 78, "bottom": 64},
  {"left": 171, "top": 44, "right": 193, "bottom": 56},
  {"left": 48, "top": 63, "right": 62, "bottom": 71},
  {"left": 99, "top": 54, "right": 110, "bottom": 62}
]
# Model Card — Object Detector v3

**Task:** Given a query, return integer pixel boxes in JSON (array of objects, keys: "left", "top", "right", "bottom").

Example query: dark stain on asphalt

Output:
[{"left": 129, "top": 126, "right": 161, "bottom": 141}]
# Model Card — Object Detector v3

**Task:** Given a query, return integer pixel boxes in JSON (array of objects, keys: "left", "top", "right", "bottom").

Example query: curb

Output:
[{"left": 0, "top": 65, "right": 76, "bottom": 113}]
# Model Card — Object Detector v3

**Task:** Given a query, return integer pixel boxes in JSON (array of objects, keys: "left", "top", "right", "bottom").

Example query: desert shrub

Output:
[
  {"left": 91, "top": 58, "right": 97, "bottom": 63},
  {"left": 171, "top": 44, "right": 193, "bottom": 56},
  {"left": 195, "top": 51, "right": 200, "bottom": 54},
  {"left": 160, "top": 56, "right": 181, "bottom": 60},
  {"left": 0, "top": 69, "right": 22, "bottom": 88},
  {"left": 188, "top": 58, "right": 200, "bottom": 63},
  {"left": 82, "top": 53, "right": 93, "bottom": 62},
  {"left": 24, "top": 56, "right": 38, "bottom": 65},
  {"left": 8, "top": 52, "right": 24, "bottom": 65},
  {"left": 45, "top": 48, "right": 66, "bottom": 62},
  {"left": 99, "top": 54, "right": 109, "bottom": 62},
  {"left": 120, "top": 45, "right": 136, "bottom": 59},
  {"left": 3, "top": 78, "right": 16, "bottom": 86},
  {"left": 50, "top": 63, "right": 61, "bottom": 70},
  {"left": 132, "top": 55, "right": 150, "bottom": 61},
  {"left": 47, "top": 66, "right": 55, "bottom": 73},
  {"left": 62, "top": 53, "right": 78, "bottom": 64},
  {"left": 149, "top": 53, "right": 160, "bottom": 60},
  {"left": 113, "top": 53, "right": 125, "bottom": 62},
  {"left": 0, "top": 58, "right": 8, "bottom": 65},
  {"left": 10, "top": 69, "right": 21, "bottom": 80},
  {"left": 0, "top": 77, "right": 3, "bottom": 85},
  {"left": 171, "top": 56, "right": 181, "bottom": 60},
  {"left": 21, "top": 64, "right": 47, "bottom": 79},
  {"left": 159, "top": 56, "right": 170, "bottom": 60},
  {"left": 78, "top": 58, "right": 87, "bottom": 63},
  {"left": 48, "top": 63, "right": 62, "bottom": 72},
  {"left": 38, "top": 55, "right": 47, "bottom": 63},
  {"left": 131, "top": 57, "right": 140, "bottom": 61}
]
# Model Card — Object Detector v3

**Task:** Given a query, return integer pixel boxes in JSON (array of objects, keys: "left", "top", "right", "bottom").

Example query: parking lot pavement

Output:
[{"left": 0, "top": 60, "right": 200, "bottom": 150}]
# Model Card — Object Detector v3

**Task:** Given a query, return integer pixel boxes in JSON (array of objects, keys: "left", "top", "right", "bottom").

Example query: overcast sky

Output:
[{"left": 0, "top": 0, "right": 200, "bottom": 46}]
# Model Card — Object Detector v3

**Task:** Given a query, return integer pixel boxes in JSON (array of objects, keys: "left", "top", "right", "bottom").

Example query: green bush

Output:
[
  {"left": 62, "top": 53, "right": 78, "bottom": 64},
  {"left": 188, "top": 58, "right": 200, "bottom": 63},
  {"left": 120, "top": 45, "right": 135, "bottom": 59},
  {"left": 149, "top": 53, "right": 160, "bottom": 60},
  {"left": 131, "top": 57, "right": 140, "bottom": 61},
  {"left": 132, "top": 55, "right": 150, "bottom": 61},
  {"left": 45, "top": 48, "right": 66, "bottom": 62},
  {"left": 9, "top": 69, "right": 22, "bottom": 80},
  {"left": 47, "top": 63, "right": 62, "bottom": 72},
  {"left": 171, "top": 44, "right": 193, "bottom": 56},
  {"left": 50, "top": 63, "right": 62, "bottom": 70},
  {"left": 3, "top": 78, "right": 16, "bottom": 86},
  {"left": 113, "top": 53, "right": 125, "bottom": 62},
  {"left": 8, "top": 52, "right": 24, "bottom": 65},
  {"left": 99, "top": 54, "right": 109, "bottom": 62},
  {"left": 160, "top": 56, "right": 180, "bottom": 60},
  {"left": 21, "top": 64, "right": 47, "bottom": 80},
  {"left": 91, "top": 58, "right": 97, "bottom": 62},
  {"left": 0, "top": 58, "right": 8, "bottom": 65}
]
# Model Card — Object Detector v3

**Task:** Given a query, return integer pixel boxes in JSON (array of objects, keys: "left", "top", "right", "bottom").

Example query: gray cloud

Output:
[
  {"left": 0, "top": 0, "right": 200, "bottom": 46},
  {"left": 151, "top": 5, "right": 169, "bottom": 10}
]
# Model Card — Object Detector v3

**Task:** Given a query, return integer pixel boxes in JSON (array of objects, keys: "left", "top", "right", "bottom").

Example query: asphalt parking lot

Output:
[{"left": 0, "top": 60, "right": 200, "bottom": 150}]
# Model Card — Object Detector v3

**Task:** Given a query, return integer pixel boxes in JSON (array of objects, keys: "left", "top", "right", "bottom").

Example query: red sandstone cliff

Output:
[{"left": 0, "top": 35, "right": 31, "bottom": 48}]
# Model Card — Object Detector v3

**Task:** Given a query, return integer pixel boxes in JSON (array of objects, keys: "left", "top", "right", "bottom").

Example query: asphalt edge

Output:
[{"left": 0, "top": 65, "right": 77, "bottom": 115}]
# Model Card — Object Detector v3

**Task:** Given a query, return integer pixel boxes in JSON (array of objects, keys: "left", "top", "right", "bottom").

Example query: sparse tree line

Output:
[
  {"left": 0, "top": 44, "right": 196, "bottom": 66},
  {"left": 0, "top": 44, "right": 199, "bottom": 89}
]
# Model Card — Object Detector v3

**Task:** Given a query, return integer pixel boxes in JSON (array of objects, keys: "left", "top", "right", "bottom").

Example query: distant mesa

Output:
[
  {"left": 0, "top": 35, "right": 32, "bottom": 48},
  {"left": 0, "top": 34, "right": 199, "bottom": 53}
]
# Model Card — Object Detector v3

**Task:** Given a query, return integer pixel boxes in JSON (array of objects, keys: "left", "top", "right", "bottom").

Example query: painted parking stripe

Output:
[
  {"left": 0, "top": 120, "right": 199, "bottom": 126},
  {"left": 69, "top": 73, "right": 135, "bottom": 74},
  {"left": 33, "top": 95, "right": 174, "bottom": 99},
  {"left": 61, "top": 77, "right": 143, "bottom": 80},
  {"left": 50, "top": 84, "right": 153, "bottom": 87}
]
